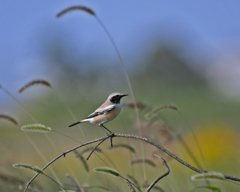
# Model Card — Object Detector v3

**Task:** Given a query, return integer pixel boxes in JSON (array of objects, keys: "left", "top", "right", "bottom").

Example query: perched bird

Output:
[{"left": 69, "top": 92, "right": 128, "bottom": 134}]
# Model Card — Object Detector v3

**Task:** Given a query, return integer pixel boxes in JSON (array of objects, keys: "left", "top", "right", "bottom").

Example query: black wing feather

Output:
[{"left": 85, "top": 104, "right": 116, "bottom": 119}]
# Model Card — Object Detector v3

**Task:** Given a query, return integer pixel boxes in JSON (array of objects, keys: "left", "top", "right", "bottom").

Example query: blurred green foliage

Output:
[{"left": 1, "top": 31, "right": 240, "bottom": 191}]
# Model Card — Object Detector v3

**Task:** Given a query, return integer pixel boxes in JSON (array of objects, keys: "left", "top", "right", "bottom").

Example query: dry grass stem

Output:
[
  {"left": 146, "top": 155, "right": 169, "bottom": 192},
  {"left": 0, "top": 85, "right": 62, "bottom": 187},
  {"left": 13, "top": 164, "right": 68, "bottom": 192},
  {"left": 127, "top": 175, "right": 140, "bottom": 191},
  {"left": 81, "top": 147, "right": 102, "bottom": 155},
  {"left": 23, "top": 133, "right": 240, "bottom": 192},
  {"left": 86, "top": 136, "right": 109, "bottom": 160},
  {"left": 143, "top": 183, "right": 165, "bottom": 192},
  {"left": 125, "top": 179, "right": 136, "bottom": 192}
]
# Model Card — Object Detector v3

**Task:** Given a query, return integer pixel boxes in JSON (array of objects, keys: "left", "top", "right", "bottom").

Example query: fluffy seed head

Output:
[
  {"left": 21, "top": 124, "right": 52, "bottom": 133},
  {"left": 191, "top": 172, "right": 226, "bottom": 181}
]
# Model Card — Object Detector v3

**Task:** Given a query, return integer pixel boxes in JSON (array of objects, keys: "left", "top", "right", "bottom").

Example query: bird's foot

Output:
[
  {"left": 105, "top": 132, "right": 114, "bottom": 147},
  {"left": 106, "top": 132, "right": 114, "bottom": 137}
]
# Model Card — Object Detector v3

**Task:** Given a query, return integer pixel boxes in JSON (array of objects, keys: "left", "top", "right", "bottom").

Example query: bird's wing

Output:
[{"left": 85, "top": 104, "right": 116, "bottom": 119}]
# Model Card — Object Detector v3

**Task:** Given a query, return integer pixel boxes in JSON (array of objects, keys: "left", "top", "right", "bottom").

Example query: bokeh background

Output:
[{"left": 1, "top": 0, "right": 240, "bottom": 191}]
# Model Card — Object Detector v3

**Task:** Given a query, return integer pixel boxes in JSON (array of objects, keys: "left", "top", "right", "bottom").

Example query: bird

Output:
[{"left": 69, "top": 92, "right": 128, "bottom": 134}]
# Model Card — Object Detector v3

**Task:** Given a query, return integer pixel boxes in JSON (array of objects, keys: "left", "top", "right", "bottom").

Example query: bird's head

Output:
[{"left": 108, "top": 92, "right": 128, "bottom": 104}]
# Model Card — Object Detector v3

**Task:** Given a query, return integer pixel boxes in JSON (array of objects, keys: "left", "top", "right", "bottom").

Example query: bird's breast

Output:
[
  {"left": 107, "top": 103, "right": 121, "bottom": 120},
  {"left": 92, "top": 103, "right": 122, "bottom": 124}
]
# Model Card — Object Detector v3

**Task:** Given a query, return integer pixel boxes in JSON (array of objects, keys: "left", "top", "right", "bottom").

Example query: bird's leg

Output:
[
  {"left": 99, "top": 124, "right": 113, "bottom": 147},
  {"left": 101, "top": 125, "right": 112, "bottom": 134},
  {"left": 99, "top": 124, "right": 109, "bottom": 135}
]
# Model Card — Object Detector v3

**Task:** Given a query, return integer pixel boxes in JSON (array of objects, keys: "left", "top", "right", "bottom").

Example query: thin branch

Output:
[
  {"left": 24, "top": 133, "right": 240, "bottom": 192},
  {"left": 117, "top": 133, "right": 201, "bottom": 173},
  {"left": 24, "top": 136, "right": 110, "bottom": 192},
  {"left": 42, "top": 173, "right": 67, "bottom": 192},
  {"left": 146, "top": 155, "right": 170, "bottom": 192},
  {"left": 110, "top": 137, "right": 113, "bottom": 147},
  {"left": 86, "top": 136, "right": 110, "bottom": 160},
  {"left": 94, "top": 16, "right": 142, "bottom": 135}
]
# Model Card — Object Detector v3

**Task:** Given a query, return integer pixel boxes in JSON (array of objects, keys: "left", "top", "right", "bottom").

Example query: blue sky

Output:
[{"left": 1, "top": 0, "right": 240, "bottom": 103}]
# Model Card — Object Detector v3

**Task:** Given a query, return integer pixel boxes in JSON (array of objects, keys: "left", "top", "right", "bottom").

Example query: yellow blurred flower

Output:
[{"left": 183, "top": 122, "right": 239, "bottom": 167}]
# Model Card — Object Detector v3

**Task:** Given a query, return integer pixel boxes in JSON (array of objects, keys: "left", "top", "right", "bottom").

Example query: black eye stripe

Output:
[{"left": 110, "top": 95, "right": 121, "bottom": 103}]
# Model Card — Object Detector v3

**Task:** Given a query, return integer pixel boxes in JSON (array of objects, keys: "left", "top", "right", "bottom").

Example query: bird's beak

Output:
[{"left": 121, "top": 94, "right": 128, "bottom": 97}]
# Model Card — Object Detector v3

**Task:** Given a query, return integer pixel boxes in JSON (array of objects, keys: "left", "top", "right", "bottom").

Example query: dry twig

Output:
[{"left": 146, "top": 155, "right": 170, "bottom": 192}]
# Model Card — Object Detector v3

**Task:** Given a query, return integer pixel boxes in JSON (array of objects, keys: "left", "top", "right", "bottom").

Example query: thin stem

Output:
[
  {"left": 178, "top": 111, "right": 207, "bottom": 169},
  {"left": 176, "top": 134, "right": 203, "bottom": 170},
  {"left": 94, "top": 16, "right": 142, "bottom": 136},
  {"left": 66, "top": 174, "right": 82, "bottom": 192},
  {"left": 119, "top": 116, "right": 135, "bottom": 176},
  {"left": 119, "top": 175, "right": 141, "bottom": 192},
  {"left": 0, "top": 86, "right": 62, "bottom": 186},
  {"left": 1, "top": 86, "right": 38, "bottom": 122},
  {"left": 86, "top": 137, "right": 109, "bottom": 160},
  {"left": 117, "top": 133, "right": 202, "bottom": 173},
  {"left": 52, "top": 130, "right": 111, "bottom": 167},
  {"left": 2, "top": 84, "right": 111, "bottom": 187},
  {"left": 24, "top": 133, "right": 240, "bottom": 192},
  {"left": 101, "top": 152, "right": 118, "bottom": 171},
  {"left": 124, "top": 178, "right": 136, "bottom": 192},
  {"left": 50, "top": 88, "right": 114, "bottom": 171},
  {"left": 146, "top": 155, "right": 170, "bottom": 192},
  {"left": 93, "top": 14, "right": 147, "bottom": 182},
  {"left": 42, "top": 173, "right": 67, "bottom": 192},
  {"left": 51, "top": 87, "right": 89, "bottom": 141},
  {"left": 159, "top": 113, "right": 204, "bottom": 170}
]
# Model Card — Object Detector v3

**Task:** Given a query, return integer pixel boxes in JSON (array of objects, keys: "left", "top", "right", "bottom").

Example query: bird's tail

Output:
[
  {"left": 69, "top": 121, "right": 81, "bottom": 127},
  {"left": 69, "top": 119, "right": 89, "bottom": 127}
]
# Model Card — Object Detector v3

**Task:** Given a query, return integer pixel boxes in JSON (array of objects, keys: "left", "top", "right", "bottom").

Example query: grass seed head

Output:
[
  {"left": 18, "top": 80, "right": 51, "bottom": 93},
  {"left": 56, "top": 5, "right": 95, "bottom": 18},
  {"left": 13, "top": 163, "right": 42, "bottom": 174},
  {"left": 21, "top": 124, "right": 52, "bottom": 133},
  {"left": 94, "top": 167, "right": 119, "bottom": 177},
  {"left": 191, "top": 172, "right": 226, "bottom": 181},
  {"left": 0, "top": 114, "right": 19, "bottom": 126}
]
